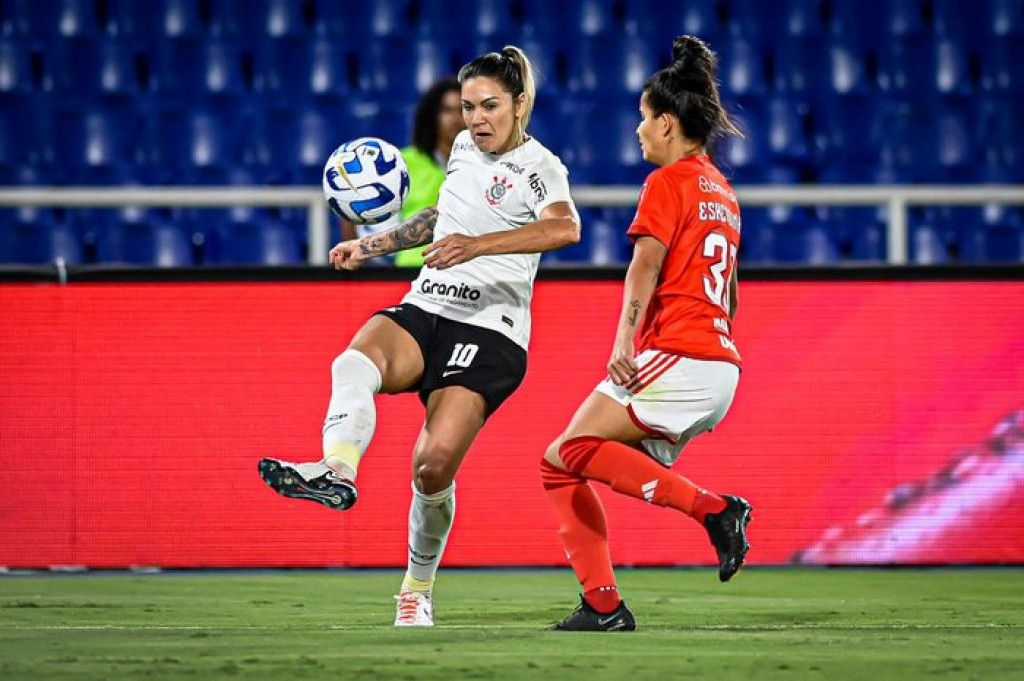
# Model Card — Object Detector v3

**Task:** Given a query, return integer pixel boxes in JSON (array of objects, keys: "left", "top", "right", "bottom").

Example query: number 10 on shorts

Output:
[{"left": 447, "top": 343, "right": 479, "bottom": 368}]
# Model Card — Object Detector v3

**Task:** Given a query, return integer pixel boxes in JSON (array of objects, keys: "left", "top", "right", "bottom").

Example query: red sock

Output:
[
  {"left": 559, "top": 436, "right": 727, "bottom": 524},
  {"left": 540, "top": 459, "right": 620, "bottom": 608}
]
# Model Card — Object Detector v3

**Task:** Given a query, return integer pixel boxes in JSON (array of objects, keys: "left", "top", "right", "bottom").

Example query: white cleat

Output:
[{"left": 394, "top": 590, "right": 434, "bottom": 627}]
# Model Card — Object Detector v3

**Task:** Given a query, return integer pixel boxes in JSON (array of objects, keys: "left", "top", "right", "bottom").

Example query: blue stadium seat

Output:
[
  {"left": 718, "top": 112, "right": 771, "bottom": 184},
  {"left": 814, "top": 207, "right": 887, "bottom": 262},
  {"left": 95, "top": 208, "right": 195, "bottom": 266},
  {"left": 557, "top": 100, "right": 601, "bottom": 183},
  {"left": 829, "top": 0, "right": 886, "bottom": 52},
  {"left": 812, "top": 96, "right": 882, "bottom": 182},
  {"left": 589, "top": 207, "right": 633, "bottom": 265},
  {"left": 762, "top": 207, "right": 814, "bottom": 264},
  {"left": 723, "top": 0, "right": 771, "bottom": 40},
  {"left": 104, "top": 0, "right": 158, "bottom": 39},
  {"left": 0, "top": 207, "right": 82, "bottom": 264},
  {"left": 975, "top": 99, "right": 1023, "bottom": 182},
  {"left": 253, "top": 35, "right": 311, "bottom": 102},
  {"left": 825, "top": 37, "right": 871, "bottom": 99},
  {"left": 311, "top": 0, "right": 371, "bottom": 37},
  {"left": 760, "top": 94, "right": 810, "bottom": 171},
  {"left": 307, "top": 38, "right": 352, "bottom": 102},
  {"left": 262, "top": 0, "right": 308, "bottom": 37},
  {"left": 618, "top": 0, "right": 724, "bottom": 47},
  {"left": 206, "top": 0, "right": 308, "bottom": 38},
  {"left": 212, "top": 208, "right": 303, "bottom": 265},
  {"left": 48, "top": 37, "right": 139, "bottom": 101},
  {"left": 526, "top": 91, "right": 564, "bottom": 153},
  {"left": 135, "top": 105, "right": 242, "bottom": 185},
  {"left": 876, "top": 36, "right": 935, "bottom": 99},
  {"left": 781, "top": 0, "right": 827, "bottom": 37},
  {"left": 738, "top": 214, "right": 774, "bottom": 265},
  {"left": 990, "top": 0, "right": 1024, "bottom": 36},
  {"left": 874, "top": 103, "right": 941, "bottom": 183},
  {"left": 1, "top": 93, "right": 53, "bottom": 177},
  {"left": 566, "top": 35, "right": 655, "bottom": 98},
  {"left": 980, "top": 34, "right": 1024, "bottom": 102},
  {"left": 884, "top": 0, "right": 929, "bottom": 38},
  {"left": 311, "top": 0, "right": 407, "bottom": 38},
  {"left": 410, "top": 39, "right": 455, "bottom": 96},
  {"left": 519, "top": 0, "right": 568, "bottom": 38},
  {"left": 355, "top": 37, "right": 417, "bottom": 103},
  {"left": 936, "top": 207, "right": 986, "bottom": 262},
  {"left": 523, "top": 0, "right": 617, "bottom": 39},
  {"left": 802, "top": 225, "right": 841, "bottom": 264},
  {"left": 153, "top": 0, "right": 203, "bottom": 38},
  {"left": 279, "top": 106, "right": 346, "bottom": 185},
  {"left": 716, "top": 37, "right": 767, "bottom": 104},
  {"left": 908, "top": 209, "right": 951, "bottom": 264},
  {"left": 932, "top": 0, "right": 987, "bottom": 51},
  {"left": 933, "top": 37, "right": 973, "bottom": 101},
  {"left": 184, "top": 108, "right": 243, "bottom": 185},
  {"left": 772, "top": 35, "right": 828, "bottom": 106},
  {"left": 3, "top": 0, "right": 98, "bottom": 39},
  {"left": 53, "top": 108, "right": 133, "bottom": 185},
  {"left": 981, "top": 205, "right": 1024, "bottom": 262},
  {"left": 728, "top": 0, "right": 826, "bottom": 42},
  {"left": 934, "top": 108, "right": 976, "bottom": 182},
  {"left": 0, "top": 104, "right": 27, "bottom": 182},
  {"left": 420, "top": 0, "right": 517, "bottom": 46},
  {"left": 152, "top": 37, "right": 247, "bottom": 99},
  {"left": 0, "top": 36, "right": 33, "bottom": 94},
  {"left": 515, "top": 35, "right": 563, "bottom": 94}
]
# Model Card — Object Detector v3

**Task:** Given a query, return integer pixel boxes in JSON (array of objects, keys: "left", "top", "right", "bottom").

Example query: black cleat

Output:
[
  {"left": 704, "top": 494, "right": 752, "bottom": 582},
  {"left": 548, "top": 596, "right": 636, "bottom": 632},
  {"left": 257, "top": 458, "right": 357, "bottom": 511}
]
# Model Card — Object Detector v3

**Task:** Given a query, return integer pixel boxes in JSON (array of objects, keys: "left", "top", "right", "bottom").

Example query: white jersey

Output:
[{"left": 402, "top": 129, "right": 575, "bottom": 349}]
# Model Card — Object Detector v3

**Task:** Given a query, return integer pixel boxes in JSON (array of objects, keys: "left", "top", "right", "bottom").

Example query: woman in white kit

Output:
[{"left": 258, "top": 45, "right": 580, "bottom": 627}]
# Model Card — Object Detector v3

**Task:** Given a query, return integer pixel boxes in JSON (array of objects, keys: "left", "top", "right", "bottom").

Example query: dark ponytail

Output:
[{"left": 644, "top": 35, "right": 741, "bottom": 147}]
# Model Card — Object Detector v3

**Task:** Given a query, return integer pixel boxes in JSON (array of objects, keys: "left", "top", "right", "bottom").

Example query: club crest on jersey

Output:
[{"left": 485, "top": 176, "right": 513, "bottom": 205}]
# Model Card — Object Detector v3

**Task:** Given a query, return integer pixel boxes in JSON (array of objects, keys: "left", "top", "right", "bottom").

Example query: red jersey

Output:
[{"left": 627, "top": 154, "right": 741, "bottom": 366}]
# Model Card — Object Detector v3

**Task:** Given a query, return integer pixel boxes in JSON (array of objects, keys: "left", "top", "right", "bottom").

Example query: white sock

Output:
[
  {"left": 321, "top": 349, "right": 381, "bottom": 480},
  {"left": 402, "top": 482, "right": 456, "bottom": 592}
]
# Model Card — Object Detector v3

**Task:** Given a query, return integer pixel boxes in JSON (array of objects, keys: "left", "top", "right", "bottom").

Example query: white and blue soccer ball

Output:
[{"left": 322, "top": 137, "right": 410, "bottom": 225}]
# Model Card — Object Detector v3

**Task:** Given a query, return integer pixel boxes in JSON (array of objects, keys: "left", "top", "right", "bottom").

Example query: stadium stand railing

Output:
[{"left": 2, "top": 184, "right": 1023, "bottom": 265}]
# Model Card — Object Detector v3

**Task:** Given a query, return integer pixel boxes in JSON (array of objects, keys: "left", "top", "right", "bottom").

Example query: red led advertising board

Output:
[{"left": 1, "top": 279, "right": 1022, "bottom": 568}]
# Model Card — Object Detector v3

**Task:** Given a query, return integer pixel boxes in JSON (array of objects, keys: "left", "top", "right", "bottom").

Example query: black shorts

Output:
[{"left": 375, "top": 303, "right": 528, "bottom": 417}]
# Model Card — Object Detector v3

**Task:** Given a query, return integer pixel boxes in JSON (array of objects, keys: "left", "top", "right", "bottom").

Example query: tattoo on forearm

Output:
[
  {"left": 357, "top": 207, "right": 438, "bottom": 257},
  {"left": 627, "top": 300, "right": 641, "bottom": 326}
]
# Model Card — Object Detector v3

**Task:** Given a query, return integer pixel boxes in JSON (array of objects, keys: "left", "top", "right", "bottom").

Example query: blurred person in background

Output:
[
  {"left": 260, "top": 46, "right": 581, "bottom": 627},
  {"left": 341, "top": 78, "right": 465, "bottom": 267},
  {"left": 540, "top": 35, "right": 751, "bottom": 632}
]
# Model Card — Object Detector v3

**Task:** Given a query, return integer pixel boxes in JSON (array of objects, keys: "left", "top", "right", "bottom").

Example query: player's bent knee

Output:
[
  {"left": 542, "top": 438, "right": 564, "bottom": 466},
  {"left": 414, "top": 461, "right": 455, "bottom": 495},
  {"left": 332, "top": 349, "right": 383, "bottom": 392}
]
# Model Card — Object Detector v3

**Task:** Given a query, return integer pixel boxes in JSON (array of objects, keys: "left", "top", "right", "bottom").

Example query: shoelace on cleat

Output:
[{"left": 395, "top": 593, "right": 425, "bottom": 622}]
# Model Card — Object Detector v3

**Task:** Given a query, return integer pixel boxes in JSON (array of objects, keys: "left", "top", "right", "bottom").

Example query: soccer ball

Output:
[{"left": 322, "top": 137, "right": 410, "bottom": 225}]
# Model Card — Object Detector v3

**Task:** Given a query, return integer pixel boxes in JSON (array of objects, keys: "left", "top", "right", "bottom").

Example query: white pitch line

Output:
[{"left": 2, "top": 623, "right": 1019, "bottom": 632}]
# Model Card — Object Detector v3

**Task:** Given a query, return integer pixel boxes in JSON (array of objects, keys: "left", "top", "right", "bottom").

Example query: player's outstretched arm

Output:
[
  {"left": 422, "top": 201, "right": 579, "bottom": 270},
  {"left": 330, "top": 207, "right": 438, "bottom": 270}
]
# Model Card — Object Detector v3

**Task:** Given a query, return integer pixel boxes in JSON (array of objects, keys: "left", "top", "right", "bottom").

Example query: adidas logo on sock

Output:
[{"left": 641, "top": 479, "right": 658, "bottom": 502}]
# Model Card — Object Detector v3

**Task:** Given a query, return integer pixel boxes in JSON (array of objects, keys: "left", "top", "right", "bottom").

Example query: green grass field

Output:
[{"left": 1, "top": 568, "right": 1022, "bottom": 681}]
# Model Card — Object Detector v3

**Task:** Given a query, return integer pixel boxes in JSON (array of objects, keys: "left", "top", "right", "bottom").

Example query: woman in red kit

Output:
[{"left": 542, "top": 35, "right": 751, "bottom": 632}]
